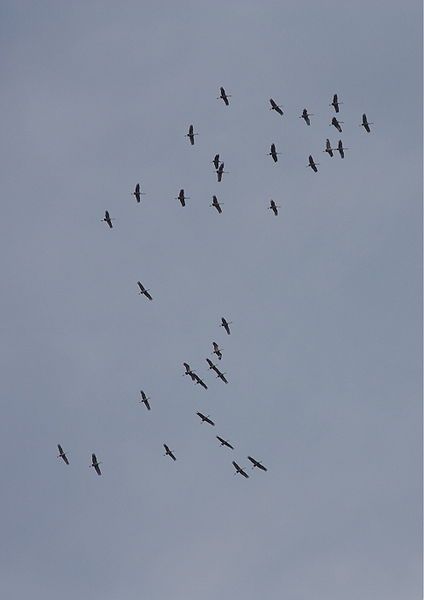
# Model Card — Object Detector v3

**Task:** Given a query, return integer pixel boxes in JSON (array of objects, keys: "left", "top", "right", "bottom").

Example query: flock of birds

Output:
[{"left": 57, "top": 87, "right": 373, "bottom": 478}]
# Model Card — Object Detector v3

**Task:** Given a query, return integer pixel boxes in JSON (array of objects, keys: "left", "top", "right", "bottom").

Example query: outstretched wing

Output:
[
  {"left": 94, "top": 463, "right": 102, "bottom": 476},
  {"left": 222, "top": 318, "right": 230, "bottom": 335},
  {"left": 144, "top": 289, "right": 153, "bottom": 301}
]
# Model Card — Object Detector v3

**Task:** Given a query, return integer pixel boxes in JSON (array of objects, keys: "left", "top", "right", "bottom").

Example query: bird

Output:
[
  {"left": 232, "top": 461, "right": 249, "bottom": 478},
  {"left": 337, "top": 139, "right": 348, "bottom": 158},
  {"left": 186, "top": 124, "right": 198, "bottom": 145},
  {"left": 212, "top": 154, "right": 221, "bottom": 170},
  {"left": 57, "top": 444, "right": 69, "bottom": 465},
  {"left": 269, "top": 98, "right": 284, "bottom": 116},
  {"left": 247, "top": 456, "right": 268, "bottom": 471},
  {"left": 183, "top": 362, "right": 195, "bottom": 378},
  {"left": 133, "top": 183, "right": 146, "bottom": 203},
  {"left": 361, "top": 113, "right": 372, "bottom": 133},
  {"left": 210, "top": 195, "right": 223, "bottom": 214},
  {"left": 90, "top": 453, "right": 102, "bottom": 476},
  {"left": 308, "top": 155, "right": 319, "bottom": 173},
  {"left": 269, "top": 199, "right": 280, "bottom": 216},
  {"left": 324, "top": 138, "right": 334, "bottom": 157},
  {"left": 139, "top": 390, "right": 151, "bottom": 410},
  {"left": 216, "top": 162, "right": 227, "bottom": 182},
  {"left": 269, "top": 143, "right": 279, "bottom": 163},
  {"left": 163, "top": 444, "right": 176, "bottom": 461},
  {"left": 197, "top": 412, "right": 215, "bottom": 426},
  {"left": 206, "top": 358, "right": 228, "bottom": 383},
  {"left": 300, "top": 108, "right": 313, "bottom": 125},
  {"left": 176, "top": 189, "right": 189, "bottom": 207},
  {"left": 331, "top": 116, "right": 343, "bottom": 133},
  {"left": 216, "top": 436, "right": 234, "bottom": 450},
  {"left": 221, "top": 317, "right": 232, "bottom": 335},
  {"left": 103, "top": 210, "right": 113, "bottom": 228},
  {"left": 137, "top": 281, "right": 153, "bottom": 301},
  {"left": 330, "top": 94, "right": 342, "bottom": 113},
  {"left": 212, "top": 341, "right": 223, "bottom": 360},
  {"left": 218, "top": 86, "right": 230, "bottom": 105}
]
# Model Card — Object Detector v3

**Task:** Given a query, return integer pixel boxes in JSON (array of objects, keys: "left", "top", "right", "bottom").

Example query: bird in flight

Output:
[
  {"left": 221, "top": 317, "right": 232, "bottom": 335},
  {"left": 331, "top": 116, "right": 343, "bottom": 133},
  {"left": 90, "top": 453, "right": 102, "bottom": 476},
  {"left": 269, "top": 143, "right": 280, "bottom": 163},
  {"left": 137, "top": 281, "right": 153, "bottom": 301},
  {"left": 247, "top": 456, "right": 268, "bottom": 471},
  {"left": 300, "top": 108, "right": 313, "bottom": 125},
  {"left": 324, "top": 138, "right": 334, "bottom": 157},
  {"left": 210, "top": 195, "right": 223, "bottom": 214},
  {"left": 176, "top": 188, "right": 189, "bottom": 207},
  {"left": 269, "top": 98, "right": 284, "bottom": 116},
  {"left": 216, "top": 436, "right": 234, "bottom": 450},
  {"left": 308, "top": 154, "right": 319, "bottom": 173},
  {"left": 163, "top": 444, "right": 176, "bottom": 461},
  {"left": 133, "top": 183, "right": 146, "bottom": 203},
  {"left": 212, "top": 154, "right": 221, "bottom": 171},
  {"left": 330, "top": 93, "right": 342, "bottom": 113},
  {"left": 212, "top": 341, "right": 223, "bottom": 360},
  {"left": 218, "top": 86, "right": 231, "bottom": 106},
  {"left": 337, "top": 139, "right": 348, "bottom": 159},
  {"left": 103, "top": 210, "right": 113, "bottom": 228},
  {"left": 139, "top": 390, "right": 151, "bottom": 410},
  {"left": 197, "top": 412, "right": 215, "bottom": 426},
  {"left": 269, "top": 199, "right": 280, "bottom": 216},
  {"left": 216, "top": 162, "right": 227, "bottom": 182},
  {"left": 186, "top": 124, "right": 198, "bottom": 145},
  {"left": 57, "top": 444, "right": 69, "bottom": 465},
  {"left": 361, "top": 113, "right": 373, "bottom": 133},
  {"left": 232, "top": 461, "right": 249, "bottom": 478}
]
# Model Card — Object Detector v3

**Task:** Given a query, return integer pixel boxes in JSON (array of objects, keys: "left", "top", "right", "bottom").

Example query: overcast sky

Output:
[{"left": 0, "top": 2, "right": 422, "bottom": 599}]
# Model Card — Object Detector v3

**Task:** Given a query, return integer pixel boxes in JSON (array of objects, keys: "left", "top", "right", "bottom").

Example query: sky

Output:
[{"left": 0, "top": 1, "right": 422, "bottom": 599}]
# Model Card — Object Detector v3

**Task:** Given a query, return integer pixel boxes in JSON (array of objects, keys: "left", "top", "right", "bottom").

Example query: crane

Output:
[
  {"left": 269, "top": 143, "right": 280, "bottom": 163},
  {"left": 176, "top": 189, "right": 189, "bottom": 207},
  {"left": 324, "top": 138, "right": 334, "bottom": 157},
  {"left": 269, "top": 98, "right": 284, "bottom": 116},
  {"left": 139, "top": 390, "right": 151, "bottom": 411},
  {"left": 133, "top": 183, "right": 146, "bottom": 203},
  {"left": 137, "top": 281, "right": 153, "bottom": 301},
  {"left": 196, "top": 412, "right": 215, "bottom": 426},
  {"left": 216, "top": 162, "right": 227, "bottom": 182},
  {"left": 186, "top": 124, "right": 198, "bottom": 145},
  {"left": 210, "top": 195, "right": 223, "bottom": 214},
  {"left": 163, "top": 444, "right": 176, "bottom": 461},
  {"left": 337, "top": 139, "right": 348, "bottom": 158},
  {"left": 308, "top": 155, "right": 319, "bottom": 173},
  {"left": 300, "top": 108, "right": 313, "bottom": 125},
  {"left": 247, "top": 456, "right": 268, "bottom": 471},
  {"left": 331, "top": 116, "right": 343, "bottom": 133},
  {"left": 206, "top": 358, "right": 228, "bottom": 383},
  {"left": 269, "top": 199, "right": 280, "bottom": 216},
  {"left": 57, "top": 444, "right": 69, "bottom": 465},
  {"left": 103, "top": 210, "right": 113, "bottom": 228},
  {"left": 232, "top": 461, "right": 249, "bottom": 478},
  {"left": 212, "top": 154, "right": 221, "bottom": 170},
  {"left": 218, "top": 86, "right": 231, "bottom": 105},
  {"left": 216, "top": 436, "right": 234, "bottom": 450},
  {"left": 221, "top": 317, "right": 232, "bottom": 335},
  {"left": 90, "top": 453, "right": 102, "bottom": 476},
  {"left": 212, "top": 341, "right": 223, "bottom": 360},
  {"left": 330, "top": 94, "right": 342, "bottom": 113},
  {"left": 361, "top": 113, "right": 373, "bottom": 133}
]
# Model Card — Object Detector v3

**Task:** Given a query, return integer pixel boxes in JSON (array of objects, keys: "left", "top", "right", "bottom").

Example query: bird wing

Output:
[
  {"left": 92, "top": 453, "right": 97, "bottom": 464},
  {"left": 232, "top": 461, "right": 240, "bottom": 471},
  {"left": 169, "top": 451, "right": 176, "bottom": 461},
  {"left": 248, "top": 456, "right": 259, "bottom": 466},
  {"left": 183, "top": 362, "right": 191, "bottom": 372},
  {"left": 217, "top": 436, "right": 225, "bottom": 444},
  {"left": 94, "top": 463, "right": 101, "bottom": 476},
  {"left": 219, "top": 372, "right": 228, "bottom": 384},
  {"left": 240, "top": 468, "right": 249, "bottom": 478},
  {"left": 63, "top": 454, "right": 69, "bottom": 465},
  {"left": 213, "top": 155, "right": 219, "bottom": 169},
  {"left": 222, "top": 318, "right": 230, "bottom": 334},
  {"left": 144, "top": 290, "right": 153, "bottom": 301},
  {"left": 198, "top": 377, "right": 208, "bottom": 389},
  {"left": 164, "top": 444, "right": 170, "bottom": 453},
  {"left": 58, "top": 444, "right": 63, "bottom": 454},
  {"left": 189, "top": 124, "right": 193, "bottom": 135},
  {"left": 137, "top": 281, "right": 144, "bottom": 292},
  {"left": 205, "top": 416, "right": 215, "bottom": 426},
  {"left": 206, "top": 358, "right": 214, "bottom": 368},
  {"left": 144, "top": 399, "right": 151, "bottom": 410},
  {"left": 141, "top": 390, "right": 146, "bottom": 400}
]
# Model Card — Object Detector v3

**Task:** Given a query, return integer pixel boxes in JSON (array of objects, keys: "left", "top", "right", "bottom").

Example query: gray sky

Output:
[{"left": 0, "top": 1, "right": 422, "bottom": 598}]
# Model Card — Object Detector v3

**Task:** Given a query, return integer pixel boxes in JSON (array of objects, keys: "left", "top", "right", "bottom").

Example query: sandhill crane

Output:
[
  {"left": 186, "top": 124, "right": 198, "bottom": 145},
  {"left": 103, "top": 210, "right": 113, "bottom": 228},
  {"left": 212, "top": 341, "right": 223, "bottom": 360},
  {"left": 269, "top": 143, "right": 280, "bottom": 163},
  {"left": 57, "top": 444, "right": 69, "bottom": 465},
  {"left": 216, "top": 436, "right": 234, "bottom": 450},
  {"left": 197, "top": 412, "right": 215, "bottom": 426},
  {"left": 247, "top": 456, "right": 268, "bottom": 471},
  {"left": 206, "top": 358, "right": 228, "bottom": 383},
  {"left": 330, "top": 94, "right": 342, "bottom": 113},
  {"left": 308, "top": 155, "right": 319, "bottom": 173},
  {"left": 163, "top": 444, "right": 176, "bottom": 461},
  {"left": 216, "top": 162, "right": 227, "bottom": 182},
  {"left": 269, "top": 199, "right": 280, "bottom": 216},
  {"left": 176, "top": 189, "right": 189, "bottom": 207},
  {"left": 137, "top": 281, "right": 153, "bottom": 301},
  {"left": 210, "top": 195, "right": 223, "bottom": 214},
  {"left": 218, "top": 86, "right": 231, "bottom": 105},
  {"left": 139, "top": 390, "right": 151, "bottom": 410},
  {"left": 90, "top": 453, "right": 102, "bottom": 476},
  {"left": 221, "top": 317, "right": 232, "bottom": 335},
  {"left": 300, "top": 108, "right": 313, "bottom": 125},
  {"left": 331, "top": 116, "right": 343, "bottom": 133},
  {"left": 269, "top": 98, "right": 284, "bottom": 116},
  {"left": 133, "top": 183, "right": 146, "bottom": 203},
  {"left": 337, "top": 139, "right": 348, "bottom": 158},
  {"left": 232, "top": 461, "right": 249, "bottom": 478},
  {"left": 212, "top": 154, "right": 221, "bottom": 170},
  {"left": 324, "top": 138, "right": 334, "bottom": 157},
  {"left": 361, "top": 113, "right": 373, "bottom": 133}
]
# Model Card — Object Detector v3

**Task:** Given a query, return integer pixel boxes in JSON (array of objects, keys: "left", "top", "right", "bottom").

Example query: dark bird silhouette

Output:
[
  {"left": 176, "top": 189, "right": 189, "bottom": 207},
  {"left": 197, "top": 412, "right": 215, "bottom": 426},
  {"left": 137, "top": 281, "right": 153, "bottom": 301},
  {"left": 248, "top": 456, "right": 268, "bottom": 471},
  {"left": 133, "top": 183, "right": 146, "bottom": 203},
  {"left": 206, "top": 358, "right": 228, "bottom": 383},
  {"left": 269, "top": 199, "right": 280, "bottom": 216},
  {"left": 212, "top": 341, "right": 223, "bottom": 360},
  {"left": 324, "top": 138, "right": 334, "bottom": 157},
  {"left": 269, "top": 98, "right": 284, "bottom": 116},
  {"left": 186, "top": 124, "right": 198, "bottom": 145},
  {"left": 330, "top": 94, "right": 342, "bottom": 113},
  {"left": 57, "top": 444, "right": 69, "bottom": 465},
  {"left": 221, "top": 317, "right": 231, "bottom": 335},
  {"left": 216, "top": 162, "right": 227, "bottom": 182},
  {"left": 331, "top": 116, "right": 343, "bottom": 133},
  {"left": 90, "top": 453, "right": 102, "bottom": 476},
  {"left": 210, "top": 195, "right": 223, "bottom": 213},
  {"left": 163, "top": 444, "right": 176, "bottom": 461},
  {"left": 269, "top": 143, "right": 279, "bottom": 163},
  {"left": 300, "top": 108, "right": 313, "bottom": 125},
  {"left": 308, "top": 155, "right": 319, "bottom": 173},
  {"left": 183, "top": 362, "right": 194, "bottom": 378},
  {"left": 103, "top": 210, "right": 113, "bottom": 228},
  {"left": 232, "top": 461, "right": 249, "bottom": 478},
  {"left": 218, "top": 86, "right": 230, "bottom": 105},
  {"left": 361, "top": 113, "right": 372, "bottom": 133},
  {"left": 216, "top": 436, "right": 234, "bottom": 450},
  {"left": 139, "top": 390, "right": 151, "bottom": 410},
  {"left": 337, "top": 139, "right": 348, "bottom": 158}
]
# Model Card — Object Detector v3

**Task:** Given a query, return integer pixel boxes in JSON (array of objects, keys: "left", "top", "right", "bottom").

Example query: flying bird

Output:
[
  {"left": 210, "top": 195, "right": 223, "bottom": 214},
  {"left": 269, "top": 143, "right": 279, "bottom": 163},
  {"left": 337, "top": 139, "right": 348, "bottom": 158},
  {"left": 331, "top": 116, "right": 343, "bottom": 133},
  {"left": 176, "top": 189, "right": 189, "bottom": 207},
  {"left": 103, "top": 210, "right": 113, "bottom": 228},
  {"left": 232, "top": 461, "right": 249, "bottom": 478},
  {"left": 216, "top": 161, "right": 227, "bottom": 182},
  {"left": 218, "top": 86, "right": 231, "bottom": 105},
  {"left": 330, "top": 94, "right": 341, "bottom": 113},
  {"left": 206, "top": 358, "right": 228, "bottom": 383},
  {"left": 212, "top": 341, "right": 223, "bottom": 360},
  {"left": 186, "top": 124, "right": 198, "bottom": 145},
  {"left": 324, "top": 138, "right": 334, "bottom": 157},
  {"left": 137, "top": 281, "right": 153, "bottom": 301},
  {"left": 216, "top": 436, "right": 234, "bottom": 450},
  {"left": 139, "top": 390, "right": 151, "bottom": 410},
  {"left": 308, "top": 155, "right": 319, "bottom": 173},
  {"left": 269, "top": 98, "right": 284, "bottom": 116},
  {"left": 300, "top": 108, "right": 313, "bottom": 125},
  {"left": 221, "top": 317, "right": 231, "bottom": 335},
  {"left": 212, "top": 154, "right": 221, "bottom": 170},
  {"left": 133, "top": 183, "right": 146, "bottom": 203},
  {"left": 57, "top": 444, "right": 69, "bottom": 465},
  {"left": 163, "top": 444, "right": 176, "bottom": 461},
  {"left": 269, "top": 199, "right": 280, "bottom": 216},
  {"left": 90, "top": 453, "right": 102, "bottom": 476},
  {"left": 361, "top": 113, "right": 372, "bottom": 133},
  {"left": 247, "top": 456, "right": 268, "bottom": 471},
  {"left": 197, "top": 412, "right": 215, "bottom": 426}
]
